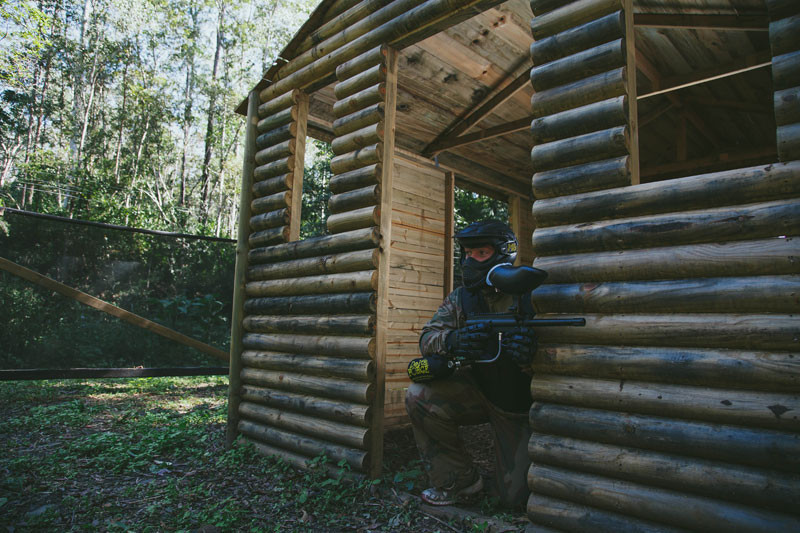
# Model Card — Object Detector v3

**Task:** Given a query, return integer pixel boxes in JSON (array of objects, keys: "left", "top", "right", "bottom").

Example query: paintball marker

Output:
[{"left": 454, "top": 264, "right": 584, "bottom": 368}]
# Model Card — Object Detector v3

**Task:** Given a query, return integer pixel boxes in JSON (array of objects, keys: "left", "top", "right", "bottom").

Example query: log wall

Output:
[
  {"left": 527, "top": 1, "right": 800, "bottom": 529},
  {"left": 383, "top": 155, "right": 448, "bottom": 426},
  {"left": 229, "top": 43, "right": 399, "bottom": 478},
  {"left": 769, "top": 0, "right": 800, "bottom": 161}
]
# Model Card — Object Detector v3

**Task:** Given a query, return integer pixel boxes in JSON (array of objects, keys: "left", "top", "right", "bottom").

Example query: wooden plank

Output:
[
  {"left": 0, "top": 257, "right": 229, "bottom": 362},
  {"left": 634, "top": 13, "right": 769, "bottom": 31}
]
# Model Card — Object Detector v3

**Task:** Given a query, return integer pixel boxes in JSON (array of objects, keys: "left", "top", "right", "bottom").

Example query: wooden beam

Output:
[
  {"left": 642, "top": 146, "right": 777, "bottom": 179},
  {"left": 634, "top": 13, "right": 769, "bottom": 31},
  {"left": 423, "top": 67, "right": 532, "bottom": 155},
  {"left": 624, "top": 0, "right": 640, "bottom": 185},
  {"left": 428, "top": 116, "right": 532, "bottom": 153},
  {"left": 639, "top": 51, "right": 772, "bottom": 100},
  {"left": 639, "top": 102, "right": 675, "bottom": 128},
  {"left": 0, "top": 256, "right": 229, "bottom": 361},
  {"left": 444, "top": 171, "right": 455, "bottom": 297}
]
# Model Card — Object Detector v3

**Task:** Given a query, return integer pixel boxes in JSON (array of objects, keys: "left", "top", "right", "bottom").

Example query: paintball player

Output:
[{"left": 404, "top": 220, "right": 537, "bottom": 508}]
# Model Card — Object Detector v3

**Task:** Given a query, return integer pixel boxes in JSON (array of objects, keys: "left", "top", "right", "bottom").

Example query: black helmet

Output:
[
  {"left": 454, "top": 220, "right": 518, "bottom": 265},
  {"left": 455, "top": 220, "right": 518, "bottom": 290}
]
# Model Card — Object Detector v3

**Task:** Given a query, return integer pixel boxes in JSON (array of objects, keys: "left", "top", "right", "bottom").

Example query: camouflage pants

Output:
[{"left": 405, "top": 372, "right": 531, "bottom": 508}]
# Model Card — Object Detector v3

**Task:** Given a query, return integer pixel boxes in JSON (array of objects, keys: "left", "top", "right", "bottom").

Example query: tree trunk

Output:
[{"left": 201, "top": 0, "right": 226, "bottom": 216}]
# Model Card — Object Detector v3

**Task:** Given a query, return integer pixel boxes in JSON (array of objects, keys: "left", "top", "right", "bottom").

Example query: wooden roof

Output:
[{"left": 250, "top": 0, "right": 777, "bottom": 197}]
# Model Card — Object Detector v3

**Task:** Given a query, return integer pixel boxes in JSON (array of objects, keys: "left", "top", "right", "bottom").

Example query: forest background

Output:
[{"left": 0, "top": 0, "right": 507, "bottom": 370}]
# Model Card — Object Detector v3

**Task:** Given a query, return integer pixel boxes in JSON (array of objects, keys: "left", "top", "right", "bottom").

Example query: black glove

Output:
[
  {"left": 501, "top": 327, "right": 537, "bottom": 366},
  {"left": 445, "top": 322, "right": 490, "bottom": 361}
]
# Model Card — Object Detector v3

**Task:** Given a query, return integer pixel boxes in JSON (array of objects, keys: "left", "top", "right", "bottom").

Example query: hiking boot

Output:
[{"left": 420, "top": 471, "right": 484, "bottom": 506}]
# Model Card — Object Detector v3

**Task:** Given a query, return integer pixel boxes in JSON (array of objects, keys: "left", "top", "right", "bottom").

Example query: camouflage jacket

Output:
[{"left": 419, "top": 286, "right": 532, "bottom": 413}]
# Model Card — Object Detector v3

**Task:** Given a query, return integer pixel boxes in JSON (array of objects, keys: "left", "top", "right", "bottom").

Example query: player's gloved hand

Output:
[
  {"left": 501, "top": 327, "right": 537, "bottom": 366},
  {"left": 445, "top": 322, "right": 490, "bottom": 360}
]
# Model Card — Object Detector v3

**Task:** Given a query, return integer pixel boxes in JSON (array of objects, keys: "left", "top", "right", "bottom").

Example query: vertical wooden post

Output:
[
  {"left": 371, "top": 47, "right": 399, "bottom": 478},
  {"left": 226, "top": 90, "right": 258, "bottom": 448},
  {"left": 289, "top": 93, "right": 309, "bottom": 242},
  {"left": 624, "top": 0, "right": 640, "bottom": 185},
  {"left": 444, "top": 171, "right": 455, "bottom": 296}
]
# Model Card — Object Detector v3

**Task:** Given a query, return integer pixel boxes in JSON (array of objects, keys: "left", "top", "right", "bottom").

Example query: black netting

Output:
[{"left": 0, "top": 212, "right": 234, "bottom": 369}]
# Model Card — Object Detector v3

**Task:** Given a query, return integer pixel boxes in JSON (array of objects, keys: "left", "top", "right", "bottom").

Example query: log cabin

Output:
[{"left": 226, "top": 0, "right": 800, "bottom": 528}]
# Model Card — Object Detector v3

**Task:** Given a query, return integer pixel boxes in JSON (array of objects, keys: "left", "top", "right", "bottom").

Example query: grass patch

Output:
[{"left": 0, "top": 376, "right": 522, "bottom": 531}]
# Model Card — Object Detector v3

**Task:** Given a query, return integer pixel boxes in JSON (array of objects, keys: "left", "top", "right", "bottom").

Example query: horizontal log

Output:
[
  {"left": 258, "top": 89, "right": 299, "bottom": 119},
  {"left": 531, "top": 39, "right": 626, "bottom": 93},
  {"left": 248, "top": 249, "right": 378, "bottom": 281},
  {"left": 777, "top": 122, "right": 800, "bottom": 161},
  {"left": 254, "top": 140, "right": 295, "bottom": 167},
  {"left": 253, "top": 157, "right": 293, "bottom": 182},
  {"left": 531, "top": 375, "right": 800, "bottom": 431},
  {"left": 240, "top": 369, "right": 374, "bottom": 404},
  {"left": 328, "top": 185, "right": 381, "bottom": 214},
  {"left": 774, "top": 86, "right": 800, "bottom": 126},
  {"left": 249, "top": 227, "right": 380, "bottom": 265},
  {"left": 527, "top": 493, "right": 680, "bottom": 533},
  {"left": 239, "top": 419, "right": 368, "bottom": 471},
  {"left": 530, "top": 403, "right": 800, "bottom": 472},
  {"left": 532, "top": 275, "right": 800, "bottom": 314},
  {"left": 532, "top": 67, "right": 627, "bottom": 119},
  {"left": 530, "top": 0, "right": 578, "bottom": 17},
  {"left": 244, "top": 292, "right": 376, "bottom": 315},
  {"left": 241, "top": 384, "right": 371, "bottom": 426},
  {"left": 532, "top": 199, "right": 800, "bottom": 256},
  {"left": 532, "top": 313, "right": 800, "bottom": 351},
  {"left": 333, "top": 103, "right": 385, "bottom": 137},
  {"left": 335, "top": 64, "right": 387, "bottom": 100},
  {"left": 533, "top": 237, "right": 800, "bottom": 282},
  {"left": 239, "top": 401, "right": 369, "bottom": 448},
  {"left": 531, "top": 96, "right": 627, "bottom": 144},
  {"left": 772, "top": 49, "right": 800, "bottom": 91},
  {"left": 242, "top": 351, "right": 374, "bottom": 381},
  {"left": 250, "top": 208, "right": 290, "bottom": 231},
  {"left": 246, "top": 270, "right": 377, "bottom": 297},
  {"left": 532, "top": 155, "right": 630, "bottom": 199},
  {"left": 330, "top": 144, "right": 381, "bottom": 174},
  {"left": 256, "top": 123, "right": 297, "bottom": 151},
  {"left": 532, "top": 161, "right": 800, "bottom": 227},
  {"left": 337, "top": 45, "right": 388, "bottom": 82},
  {"left": 530, "top": 0, "right": 621, "bottom": 40},
  {"left": 246, "top": 439, "right": 356, "bottom": 477},
  {"left": 529, "top": 464, "right": 800, "bottom": 531},
  {"left": 531, "top": 125, "right": 628, "bottom": 172},
  {"left": 330, "top": 164, "right": 381, "bottom": 194},
  {"left": 333, "top": 83, "right": 386, "bottom": 119},
  {"left": 529, "top": 433, "right": 800, "bottom": 512},
  {"left": 534, "top": 344, "right": 799, "bottom": 392},
  {"left": 252, "top": 173, "right": 291, "bottom": 198},
  {"left": 256, "top": 106, "right": 296, "bottom": 134},
  {"left": 327, "top": 205, "right": 380, "bottom": 234},
  {"left": 248, "top": 226, "right": 289, "bottom": 248},
  {"left": 243, "top": 314, "right": 375, "bottom": 336},
  {"left": 530, "top": 11, "right": 624, "bottom": 66},
  {"left": 243, "top": 332, "right": 375, "bottom": 358},
  {"left": 332, "top": 123, "right": 384, "bottom": 156},
  {"left": 295, "top": 0, "right": 379, "bottom": 57},
  {"left": 251, "top": 190, "right": 291, "bottom": 215},
  {"left": 769, "top": 14, "right": 800, "bottom": 57}
]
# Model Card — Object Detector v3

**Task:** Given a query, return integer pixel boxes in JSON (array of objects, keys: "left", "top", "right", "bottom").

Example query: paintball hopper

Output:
[{"left": 486, "top": 264, "right": 548, "bottom": 295}]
